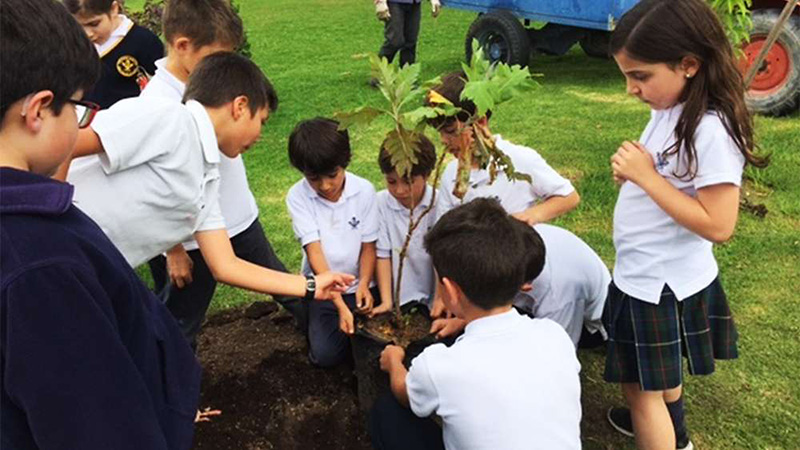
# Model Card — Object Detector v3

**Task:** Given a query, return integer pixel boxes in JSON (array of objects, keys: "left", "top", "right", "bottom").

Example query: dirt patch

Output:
[{"left": 193, "top": 303, "right": 371, "bottom": 450}]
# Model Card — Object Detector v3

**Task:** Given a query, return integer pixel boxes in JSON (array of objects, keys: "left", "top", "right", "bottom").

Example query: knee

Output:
[{"left": 308, "top": 338, "right": 348, "bottom": 368}]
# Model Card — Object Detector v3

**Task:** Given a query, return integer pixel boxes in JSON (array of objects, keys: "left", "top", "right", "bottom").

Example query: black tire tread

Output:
[
  {"left": 465, "top": 11, "right": 531, "bottom": 67},
  {"left": 745, "top": 10, "right": 800, "bottom": 116}
]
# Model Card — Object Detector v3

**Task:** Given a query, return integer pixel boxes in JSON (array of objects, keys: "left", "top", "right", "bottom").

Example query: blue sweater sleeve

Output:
[{"left": 2, "top": 263, "right": 171, "bottom": 450}]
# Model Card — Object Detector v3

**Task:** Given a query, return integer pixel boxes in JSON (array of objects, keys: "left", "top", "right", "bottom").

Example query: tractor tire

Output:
[
  {"left": 580, "top": 30, "right": 611, "bottom": 58},
  {"left": 741, "top": 10, "right": 800, "bottom": 116},
  {"left": 465, "top": 11, "right": 531, "bottom": 67}
]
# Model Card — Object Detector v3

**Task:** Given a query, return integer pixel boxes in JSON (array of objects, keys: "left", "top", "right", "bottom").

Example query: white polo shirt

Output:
[
  {"left": 376, "top": 185, "right": 437, "bottom": 306},
  {"left": 613, "top": 104, "right": 745, "bottom": 304},
  {"left": 140, "top": 58, "right": 260, "bottom": 251},
  {"left": 286, "top": 172, "right": 379, "bottom": 294},
  {"left": 68, "top": 98, "right": 223, "bottom": 267},
  {"left": 407, "top": 309, "right": 582, "bottom": 450},
  {"left": 513, "top": 224, "right": 611, "bottom": 346},
  {"left": 437, "top": 135, "right": 575, "bottom": 217}
]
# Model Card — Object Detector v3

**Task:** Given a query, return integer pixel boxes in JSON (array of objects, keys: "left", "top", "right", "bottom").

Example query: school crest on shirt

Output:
[
  {"left": 348, "top": 216, "right": 361, "bottom": 230},
  {"left": 655, "top": 151, "right": 670, "bottom": 173},
  {"left": 116, "top": 55, "right": 139, "bottom": 77}
]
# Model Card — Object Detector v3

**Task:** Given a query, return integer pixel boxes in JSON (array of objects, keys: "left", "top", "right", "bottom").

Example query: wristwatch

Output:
[{"left": 304, "top": 275, "right": 316, "bottom": 301}]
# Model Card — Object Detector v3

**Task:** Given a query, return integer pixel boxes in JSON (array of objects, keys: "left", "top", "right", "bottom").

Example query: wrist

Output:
[{"left": 303, "top": 275, "right": 316, "bottom": 301}]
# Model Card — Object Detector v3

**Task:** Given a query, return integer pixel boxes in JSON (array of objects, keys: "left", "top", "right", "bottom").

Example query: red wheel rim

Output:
[{"left": 740, "top": 35, "right": 792, "bottom": 96}]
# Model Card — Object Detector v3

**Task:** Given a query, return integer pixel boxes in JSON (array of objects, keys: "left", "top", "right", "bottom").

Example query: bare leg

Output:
[{"left": 622, "top": 383, "right": 675, "bottom": 450}]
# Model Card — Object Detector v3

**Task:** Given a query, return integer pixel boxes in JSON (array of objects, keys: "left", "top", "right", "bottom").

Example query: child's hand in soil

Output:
[
  {"left": 368, "top": 299, "right": 392, "bottom": 318},
  {"left": 380, "top": 345, "right": 405, "bottom": 372},
  {"left": 338, "top": 305, "right": 355, "bottom": 335},
  {"left": 355, "top": 283, "right": 375, "bottom": 314},
  {"left": 314, "top": 272, "right": 356, "bottom": 300},
  {"left": 430, "top": 318, "right": 466, "bottom": 339},
  {"left": 195, "top": 407, "right": 222, "bottom": 423}
]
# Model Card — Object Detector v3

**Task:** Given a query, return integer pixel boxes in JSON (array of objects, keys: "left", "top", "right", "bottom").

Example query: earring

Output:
[{"left": 685, "top": 73, "right": 693, "bottom": 79}]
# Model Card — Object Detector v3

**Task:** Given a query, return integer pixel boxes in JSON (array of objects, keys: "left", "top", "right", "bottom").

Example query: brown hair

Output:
[
  {"left": 162, "top": 0, "right": 243, "bottom": 49},
  {"left": 425, "top": 71, "right": 492, "bottom": 129},
  {"left": 378, "top": 133, "right": 437, "bottom": 178},
  {"left": 64, "top": 0, "right": 115, "bottom": 16},
  {"left": 610, "top": 0, "right": 768, "bottom": 179}
]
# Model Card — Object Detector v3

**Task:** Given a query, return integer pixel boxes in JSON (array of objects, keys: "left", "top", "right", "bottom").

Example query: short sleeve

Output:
[
  {"left": 360, "top": 183, "right": 379, "bottom": 243},
  {"left": 92, "top": 98, "right": 189, "bottom": 175},
  {"left": 692, "top": 114, "right": 745, "bottom": 189},
  {"left": 406, "top": 346, "right": 442, "bottom": 418},
  {"left": 286, "top": 183, "right": 320, "bottom": 246},
  {"left": 376, "top": 197, "right": 392, "bottom": 259},
  {"left": 195, "top": 188, "right": 226, "bottom": 232},
  {"left": 436, "top": 162, "right": 460, "bottom": 221},
  {"left": 515, "top": 147, "right": 575, "bottom": 200}
]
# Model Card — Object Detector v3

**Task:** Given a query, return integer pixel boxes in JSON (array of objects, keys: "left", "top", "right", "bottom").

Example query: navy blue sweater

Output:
[{"left": 0, "top": 168, "right": 200, "bottom": 450}]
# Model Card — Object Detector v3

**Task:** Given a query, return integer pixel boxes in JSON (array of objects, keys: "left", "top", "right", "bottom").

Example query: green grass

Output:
[{"left": 128, "top": 1, "right": 800, "bottom": 447}]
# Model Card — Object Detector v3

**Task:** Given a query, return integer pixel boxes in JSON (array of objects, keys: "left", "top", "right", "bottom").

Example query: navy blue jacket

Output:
[{"left": 0, "top": 168, "right": 200, "bottom": 450}]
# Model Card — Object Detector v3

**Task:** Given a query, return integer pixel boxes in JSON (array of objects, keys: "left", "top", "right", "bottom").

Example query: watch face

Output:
[{"left": 307, "top": 277, "right": 316, "bottom": 290}]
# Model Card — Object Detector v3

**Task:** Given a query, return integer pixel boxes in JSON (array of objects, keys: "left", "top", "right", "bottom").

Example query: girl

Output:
[{"left": 602, "top": 1, "right": 768, "bottom": 449}]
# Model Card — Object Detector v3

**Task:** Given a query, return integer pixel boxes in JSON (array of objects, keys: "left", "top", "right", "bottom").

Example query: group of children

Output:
[{"left": 0, "top": 0, "right": 768, "bottom": 449}]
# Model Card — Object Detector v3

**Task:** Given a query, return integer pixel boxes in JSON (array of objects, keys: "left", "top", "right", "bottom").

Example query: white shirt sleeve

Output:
[
  {"left": 91, "top": 98, "right": 188, "bottom": 175},
  {"left": 360, "top": 184, "right": 379, "bottom": 243},
  {"left": 195, "top": 190, "right": 226, "bottom": 232},
  {"left": 406, "top": 348, "right": 441, "bottom": 418},
  {"left": 514, "top": 146, "right": 575, "bottom": 200},
  {"left": 286, "top": 184, "right": 320, "bottom": 246},
  {"left": 692, "top": 114, "right": 746, "bottom": 190},
  {"left": 436, "top": 163, "right": 459, "bottom": 221},
  {"left": 376, "top": 199, "right": 392, "bottom": 259}
]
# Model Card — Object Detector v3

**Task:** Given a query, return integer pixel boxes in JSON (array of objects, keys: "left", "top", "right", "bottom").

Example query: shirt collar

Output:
[
  {"left": 0, "top": 168, "right": 73, "bottom": 216},
  {"left": 185, "top": 100, "right": 221, "bottom": 165},
  {"left": 386, "top": 184, "right": 433, "bottom": 213},
  {"left": 151, "top": 58, "right": 186, "bottom": 98},
  {"left": 459, "top": 308, "right": 523, "bottom": 339},
  {"left": 95, "top": 15, "right": 133, "bottom": 57},
  {"left": 303, "top": 171, "right": 358, "bottom": 201}
]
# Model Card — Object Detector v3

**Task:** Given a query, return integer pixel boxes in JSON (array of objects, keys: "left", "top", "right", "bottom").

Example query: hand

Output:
[
  {"left": 431, "top": 0, "right": 441, "bottom": 17},
  {"left": 430, "top": 318, "right": 466, "bottom": 339},
  {"left": 429, "top": 294, "right": 452, "bottom": 319},
  {"left": 195, "top": 406, "right": 222, "bottom": 423},
  {"left": 368, "top": 298, "right": 393, "bottom": 318},
  {"left": 512, "top": 209, "right": 542, "bottom": 226},
  {"left": 379, "top": 345, "right": 406, "bottom": 372},
  {"left": 356, "top": 283, "right": 375, "bottom": 314},
  {"left": 375, "top": 0, "right": 390, "bottom": 21},
  {"left": 338, "top": 303, "right": 355, "bottom": 335},
  {"left": 314, "top": 272, "right": 356, "bottom": 300},
  {"left": 166, "top": 245, "right": 193, "bottom": 289},
  {"left": 610, "top": 141, "right": 656, "bottom": 187}
]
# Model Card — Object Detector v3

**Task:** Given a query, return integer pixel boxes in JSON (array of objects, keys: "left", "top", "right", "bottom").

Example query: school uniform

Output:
[
  {"left": 370, "top": 309, "right": 582, "bottom": 449},
  {"left": 1, "top": 168, "right": 200, "bottom": 450},
  {"left": 286, "top": 172, "right": 379, "bottom": 366},
  {"left": 85, "top": 15, "right": 163, "bottom": 109},
  {"left": 68, "top": 97, "right": 222, "bottom": 268},
  {"left": 139, "top": 59, "right": 304, "bottom": 349},
  {"left": 376, "top": 185, "right": 437, "bottom": 307},
  {"left": 605, "top": 104, "right": 742, "bottom": 391},
  {"left": 437, "top": 135, "right": 575, "bottom": 217},
  {"left": 513, "top": 223, "right": 610, "bottom": 347}
]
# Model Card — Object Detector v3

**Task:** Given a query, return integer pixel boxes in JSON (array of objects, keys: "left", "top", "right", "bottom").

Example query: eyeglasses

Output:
[
  {"left": 20, "top": 94, "right": 100, "bottom": 129},
  {"left": 68, "top": 99, "right": 101, "bottom": 128}
]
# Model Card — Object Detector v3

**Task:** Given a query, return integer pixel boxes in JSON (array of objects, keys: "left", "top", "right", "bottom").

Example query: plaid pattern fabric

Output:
[{"left": 603, "top": 278, "right": 738, "bottom": 391}]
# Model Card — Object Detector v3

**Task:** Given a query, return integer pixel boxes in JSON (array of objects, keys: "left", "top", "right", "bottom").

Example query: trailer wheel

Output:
[
  {"left": 740, "top": 10, "right": 800, "bottom": 116},
  {"left": 465, "top": 11, "right": 531, "bottom": 67},
  {"left": 580, "top": 30, "right": 611, "bottom": 58}
]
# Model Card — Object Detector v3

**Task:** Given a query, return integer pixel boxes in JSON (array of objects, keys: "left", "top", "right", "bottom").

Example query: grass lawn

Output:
[{"left": 127, "top": 0, "right": 800, "bottom": 448}]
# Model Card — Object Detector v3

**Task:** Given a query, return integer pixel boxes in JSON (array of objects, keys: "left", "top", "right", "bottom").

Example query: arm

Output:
[
  {"left": 306, "top": 240, "right": 354, "bottom": 332},
  {"left": 371, "top": 257, "right": 394, "bottom": 317},
  {"left": 195, "top": 230, "right": 352, "bottom": 299},
  {"left": 356, "top": 241, "right": 377, "bottom": 312},
  {"left": 165, "top": 244, "right": 193, "bottom": 289},
  {"left": 512, "top": 190, "right": 580, "bottom": 225},
  {"left": 380, "top": 345, "right": 410, "bottom": 407},
  {"left": 612, "top": 141, "right": 740, "bottom": 243},
  {"left": 52, "top": 128, "right": 104, "bottom": 181}
]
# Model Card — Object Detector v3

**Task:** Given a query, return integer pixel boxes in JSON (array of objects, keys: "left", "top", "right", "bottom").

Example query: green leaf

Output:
[{"left": 333, "top": 106, "right": 383, "bottom": 129}]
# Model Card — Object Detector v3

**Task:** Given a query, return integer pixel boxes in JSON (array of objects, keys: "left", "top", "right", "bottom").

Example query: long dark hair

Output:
[{"left": 611, "top": 0, "right": 768, "bottom": 179}]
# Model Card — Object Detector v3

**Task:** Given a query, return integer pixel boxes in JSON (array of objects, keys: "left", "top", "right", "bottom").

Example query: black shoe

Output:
[{"left": 606, "top": 407, "right": 694, "bottom": 450}]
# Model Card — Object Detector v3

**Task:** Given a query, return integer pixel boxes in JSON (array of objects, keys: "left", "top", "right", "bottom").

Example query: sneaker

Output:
[{"left": 607, "top": 406, "right": 694, "bottom": 450}]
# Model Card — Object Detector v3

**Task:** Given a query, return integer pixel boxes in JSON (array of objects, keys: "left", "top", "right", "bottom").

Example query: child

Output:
[
  {"left": 286, "top": 118, "right": 380, "bottom": 367},
  {"left": 372, "top": 198, "right": 581, "bottom": 449},
  {"left": 65, "top": 0, "right": 163, "bottom": 108},
  {"left": 510, "top": 220, "right": 611, "bottom": 348},
  {"left": 371, "top": 134, "right": 438, "bottom": 316},
  {"left": 603, "top": 1, "right": 768, "bottom": 449},
  {"left": 129, "top": 0, "right": 301, "bottom": 350},
  {"left": 373, "top": 0, "right": 440, "bottom": 75},
  {"left": 0, "top": 0, "right": 199, "bottom": 447},
  {"left": 67, "top": 53, "right": 353, "bottom": 309}
]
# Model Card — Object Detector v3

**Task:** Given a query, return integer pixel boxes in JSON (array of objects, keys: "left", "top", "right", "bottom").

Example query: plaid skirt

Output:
[{"left": 603, "top": 278, "right": 738, "bottom": 391}]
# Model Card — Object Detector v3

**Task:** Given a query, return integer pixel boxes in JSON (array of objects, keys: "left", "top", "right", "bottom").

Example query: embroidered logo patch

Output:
[
  {"left": 655, "top": 151, "right": 669, "bottom": 172},
  {"left": 348, "top": 216, "right": 360, "bottom": 230},
  {"left": 116, "top": 55, "right": 139, "bottom": 77}
]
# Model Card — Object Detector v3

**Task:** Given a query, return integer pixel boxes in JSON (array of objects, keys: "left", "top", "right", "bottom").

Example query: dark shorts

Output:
[{"left": 603, "top": 278, "right": 738, "bottom": 391}]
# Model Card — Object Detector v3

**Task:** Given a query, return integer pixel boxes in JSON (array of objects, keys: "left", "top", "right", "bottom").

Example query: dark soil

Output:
[{"left": 192, "top": 302, "right": 371, "bottom": 450}]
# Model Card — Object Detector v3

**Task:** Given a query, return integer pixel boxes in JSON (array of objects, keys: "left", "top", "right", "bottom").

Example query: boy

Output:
[
  {"left": 427, "top": 71, "right": 581, "bottom": 317},
  {"left": 0, "top": 0, "right": 199, "bottom": 448},
  {"left": 372, "top": 198, "right": 581, "bottom": 449},
  {"left": 371, "top": 134, "right": 438, "bottom": 316},
  {"left": 67, "top": 53, "right": 353, "bottom": 309},
  {"left": 133, "top": 0, "right": 302, "bottom": 349},
  {"left": 65, "top": 0, "right": 163, "bottom": 108},
  {"left": 286, "top": 118, "right": 380, "bottom": 367}
]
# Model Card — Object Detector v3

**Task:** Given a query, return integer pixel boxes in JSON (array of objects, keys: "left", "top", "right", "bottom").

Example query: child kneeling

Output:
[{"left": 371, "top": 198, "right": 582, "bottom": 449}]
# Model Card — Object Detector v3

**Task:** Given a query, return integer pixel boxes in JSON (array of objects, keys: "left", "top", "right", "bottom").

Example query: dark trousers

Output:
[
  {"left": 148, "top": 219, "right": 306, "bottom": 350},
  {"left": 369, "top": 392, "right": 445, "bottom": 450},
  {"left": 378, "top": 2, "right": 422, "bottom": 66},
  {"left": 308, "top": 286, "right": 380, "bottom": 367}
]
